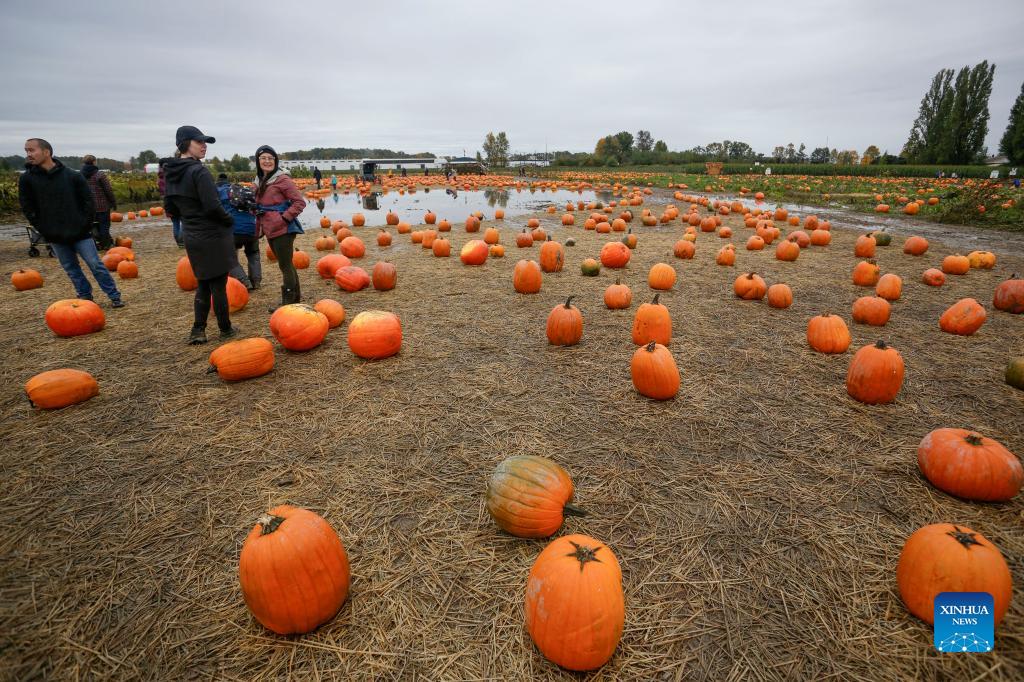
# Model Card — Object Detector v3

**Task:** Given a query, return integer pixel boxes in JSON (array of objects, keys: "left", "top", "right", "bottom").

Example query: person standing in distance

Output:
[
  {"left": 18, "top": 138, "right": 124, "bottom": 307},
  {"left": 253, "top": 145, "right": 306, "bottom": 311},
  {"left": 81, "top": 154, "right": 117, "bottom": 250},
  {"left": 161, "top": 126, "right": 238, "bottom": 344}
]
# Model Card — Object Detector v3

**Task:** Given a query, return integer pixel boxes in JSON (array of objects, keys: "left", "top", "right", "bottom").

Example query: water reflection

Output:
[
  {"left": 484, "top": 189, "right": 509, "bottom": 208},
  {"left": 362, "top": 193, "right": 381, "bottom": 211},
  {"left": 301, "top": 188, "right": 611, "bottom": 227}
]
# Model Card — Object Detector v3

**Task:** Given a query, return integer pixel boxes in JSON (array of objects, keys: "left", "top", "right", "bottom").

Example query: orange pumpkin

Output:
[
  {"left": 460, "top": 240, "right": 489, "bottom": 266},
  {"left": 351, "top": 213, "right": 366, "bottom": 227},
  {"left": 239, "top": 505, "right": 350, "bottom": 635},
  {"left": 316, "top": 254, "right": 351, "bottom": 280},
  {"left": 45, "top": 299, "right": 105, "bottom": 337},
  {"left": 917, "top": 429, "right": 1022, "bottom": 502},
  {"left": 733, "top": 272, "right": 766, "bottom": 300},
  {"left": 12, "top": 268, "right": 44, "bottom": 290},
  {"left": 896, "top": 524, "right": 1012, "bottom": 626},
  {"left": 340, "top": 236, "right": 366, "bottom": 259},
  {"left": 903, "top": 236, "right": 929, "bottom": 256},
  {"left": 854, "top": 234, "right": 876, "bottom": 258},
  {"left": 807, "top": 313, "right": 851, "bottom": 354},
  {"left": 922, "top": 268, "right": 946, "bottom": 287},
  {"left": 846, "top": 340, "right": 904, "bottom": 404},
  {"left": 25, "top": 368, "right": 99, "bottom": 409},
  {"left": 525, "top": 534, "right": 624, "bottom": 671},
  {"left": 292, "top": 250, "right": 311, "bottom": 269},
  {"left": 224, "top": 276, "right": 249, "bottom": 313},
  {"left": 371, "top": 262, "right": 397, "bottom": 291},
  {"left": 116, "top": 260, "right": 139, "bottom": 279},
  {"left": 539, "top": 236, "right": 565, "bottom": 273},
  {"left": 377, "top": 230, "right": 392, "bottom": 247},
  {"left": 489, "top": 244, "right": 505, "bottom": 258},
  {"left": 766, "top": 283, "right": 792, "bottom": 309},
  {"left": 716, "top": 244, "right": 736, "bottom": 266},
  {"left": 347, "top": 310, "right": 402, "bottom": 359},
  {"left": 746, "top": 235, "right": 765, "bottom": 251},
  {"left": 775, "top": 239, "right": 800, "bottom": 262},
  {"left": 941, "top": 254, "right": 970, "bottom": 275},
  {"left": 631, "top": 341, "right": 680, "bottom": 400},
  {"left": 546, "top": 297, "right": 583, "bottom": 346},
  {"left": 334, "top": 265, "right": 371, "bottom": 292},
  {"left": 967, "top": 250, "right": 996, "bottom": 270},
  {"left": 513, "top": 259, "right": 543, "bottom": 294},
  {"left": 852, "top": 296, "right": 891, "bottom": 326},
  {"left": 269, "top": 304, "right": 329, "bottom": 351},
  {"left": 810, "top": 228, "right": 831, "bottom": 246},
  {"left": 875, "top": 273, "right": 902, "bottom": 301},
  {"left": 631, "top": 294, "right": 671, "bottom": 346},
  {"left": 992, "top": 273, "right": 1024, "bottom": 313},
  {"left": 313, "top": 299, "right": 346, "bottom": 328},
  {"left": 604, "top": 278, "right": 632, "bottom": 309},
  {"left": 599, "top": 241, "right": 630, "bottom": 268},
  {"left": 176, "top": 256, "right": 199, "bottom": 291},
  {"left": 939, "top": 298, "right": 986, "bottom": 335},
  {"left": 852, "top": 260, "right": 881, "bottom": 287},
  {"left": 673, "top": 240, "right": 695, "bottom": 259},
  {"left": 647, "top": 263, "right": 676, "bottom": 290},
  {"left": 432, "top": 236, "right": 451, "bottom": 257},
  {"left": 486, "top": 455, "right": 583, "bottom": 538},
  {"left": 208, "top": 337, "right": 274, "bottom": 381}
]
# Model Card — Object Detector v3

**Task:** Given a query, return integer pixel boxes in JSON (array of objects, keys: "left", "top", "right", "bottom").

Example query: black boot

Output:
[
  {"left": 267, "top": 286, "right": 294, "bottom": 313},
  {"left": 188, "top": 327, "right": 208, "bottom": 345}
]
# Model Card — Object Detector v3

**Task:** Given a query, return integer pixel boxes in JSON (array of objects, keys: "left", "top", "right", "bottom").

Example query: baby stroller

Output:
[{"left": 26, "top": 226, "right": 55, "bottom": 257}]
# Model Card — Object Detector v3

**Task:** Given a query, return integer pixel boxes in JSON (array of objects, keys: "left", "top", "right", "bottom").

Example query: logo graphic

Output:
[{"left": 934, "top": 592, "right": 994, "bottom": 652}]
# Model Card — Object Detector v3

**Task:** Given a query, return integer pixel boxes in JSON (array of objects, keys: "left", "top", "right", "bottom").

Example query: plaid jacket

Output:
[{"left": 86, "top": 171, "right": 117, "bottom": 212}]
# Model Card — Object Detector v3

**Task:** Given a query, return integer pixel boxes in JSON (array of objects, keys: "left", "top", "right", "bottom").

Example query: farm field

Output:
[{"left": 1, "top": 181, "right": 1022, "bottom": 680}]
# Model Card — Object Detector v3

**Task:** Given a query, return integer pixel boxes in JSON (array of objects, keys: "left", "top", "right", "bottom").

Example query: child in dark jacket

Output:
[{"left": 217, "top": 175, "right": 261, "bottom": 290}]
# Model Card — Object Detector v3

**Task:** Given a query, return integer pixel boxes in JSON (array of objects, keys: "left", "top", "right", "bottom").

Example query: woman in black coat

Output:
[{"left": 163, "top": 126, "right": 239, "bottom": 344}]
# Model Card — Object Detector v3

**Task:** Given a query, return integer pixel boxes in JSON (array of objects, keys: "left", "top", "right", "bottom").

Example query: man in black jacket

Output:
[{"left": 18, "top": 138, "right": 124, "bottom": 308}]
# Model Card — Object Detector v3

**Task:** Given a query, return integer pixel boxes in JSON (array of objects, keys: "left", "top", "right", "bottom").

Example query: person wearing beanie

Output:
[
  {"left": 161, "top": 125, "right": 239, "bottom": 344},
  {"left": 81, "top": 154, "right": 117, "bottom": 249},
  {"left": 253, "top": 144, "right": 306, "bottom": 311}
]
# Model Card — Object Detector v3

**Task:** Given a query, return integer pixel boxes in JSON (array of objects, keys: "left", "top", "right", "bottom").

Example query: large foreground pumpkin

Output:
[
  {"left": 917, "top": 429, "right": 1022, "bottom": 502},
  {"left": 347, "top": 310, "right": 402, "bottom": 359},
  {"left": 486, "top": 455, "right": 584, "bottom": 538},
  {"left": 208, "top": 338, "right": 274, "bottom": 381},
  {"left": 525, "top": 534, "right": 624, "bottom": 671},
  {"left": 896, "top": 524, "right": 1012, "bottom": 626},
  {"left": 239, "top": 505, "right": 350, "bottom": 635},
  {"left": 45, "top": 299, "right": 105, "bottom": 337},
  {"left": 269, "top": 304, "right": 329, "bottom": 351},
  {"left": 25, "top": 368, "right": 99, "bottom": 409}
]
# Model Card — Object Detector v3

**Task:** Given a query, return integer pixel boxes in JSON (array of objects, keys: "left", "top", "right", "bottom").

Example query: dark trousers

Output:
[
  {"left": 93, "top": 212, "right": 112, "bottom": 249},
  {"left": 229, "top": 235, "right": 262, "bottom": 285},
  {"left": 268, "top": 233, "right": 299, "bottom": 291},
  {"left": 194, "top": 273, "right": 231, "bottom": 332}
]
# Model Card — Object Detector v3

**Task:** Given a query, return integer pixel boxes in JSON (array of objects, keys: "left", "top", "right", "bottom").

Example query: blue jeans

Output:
[
  {"left": 172, "top": 216, "right": 183, "bottom": 245},
  {"left": 51, "top": 237, "right": 122, "bottom": 303}
]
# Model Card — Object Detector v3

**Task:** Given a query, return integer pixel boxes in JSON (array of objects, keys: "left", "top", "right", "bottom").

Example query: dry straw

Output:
[{"left": 0, "top": 191, "right": 1022, "bottom": 680}]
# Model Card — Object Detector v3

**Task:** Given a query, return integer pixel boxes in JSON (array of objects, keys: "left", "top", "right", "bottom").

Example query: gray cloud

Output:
[{"left": 2, "top": 0, "right": 1022, "bottom": 160}]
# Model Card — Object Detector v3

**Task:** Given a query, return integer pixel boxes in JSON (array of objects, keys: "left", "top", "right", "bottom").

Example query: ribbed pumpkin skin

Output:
[
  {"left": 896, "top": 524, "right": 1012, "bottom": 626},
  {"left": 25, "top": 369, "right": 99, "bottom": 409},
  {"left": 631, "top": 295, "right": 671, "bottom": 346},
  {"left": 525, "top": 534, "right": 624, "bottom": 671},
  {"left": 239, "top": 505, "right": 350, "bottom": 635},
  {"left": 631, "top": 342, "right": 680, "bottom": 400},
  {"left": 45, "top": 299, "right": 106, "bottom": 337},
  {"left": 846, "top": 341, "right": 904, "bottom": 404},
  {"left": 269, "top": 304, "right": 329, "bottom": 352},
  {"left": 486, "top": 456, "right": 575, "bottom": 538},
  {"left": 209, "top": 338, "right": 275, "bottom": 381},
  {"left": 347, "top": 311, "right": 402, "bottom": 359},
  {"left": 917, "top": 429, "right": 1022, "bottom": 501}
]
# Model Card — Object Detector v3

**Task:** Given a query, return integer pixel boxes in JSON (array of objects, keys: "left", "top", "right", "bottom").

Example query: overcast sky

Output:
[{"left": 2, "top": 0, "right": 1022, "bottom": 161}]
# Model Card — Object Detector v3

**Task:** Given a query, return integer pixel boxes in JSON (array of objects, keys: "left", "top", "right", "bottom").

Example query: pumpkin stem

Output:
[
  {"left": 563, "top": 503, "right": 588, "bottom": 518},
  {"left": 206, "top": 365, "right": 218, "bottom": 374},
  {"left": 645, "top": 340, "right": 657, "bottom": 352},
  {"left": 946, "top": 526, "right": 983, "bottom": 549},
  {"left": 566, "top": 540, "right": 603, "bottom": 572},
  {"left": 964, "top": 433, "right": 984, "bottom": 446},
  {"left": 874, "top": 340, "right": 888, "bottom": 350},
  {"left": 652, "top": 293, "right": 660, "bottom": 305},
  {"left": 258, "top": 514, "right": 286, "bottom": 536}
]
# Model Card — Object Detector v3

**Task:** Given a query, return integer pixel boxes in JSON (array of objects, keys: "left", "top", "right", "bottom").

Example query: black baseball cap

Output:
[{"left": 176, "top": 125, "right": 216, "bottom": 147}]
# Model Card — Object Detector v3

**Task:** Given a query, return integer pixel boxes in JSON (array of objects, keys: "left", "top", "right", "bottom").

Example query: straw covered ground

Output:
[{"left": 1, "top": 188, "right": 1022, "bottom": 681}]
